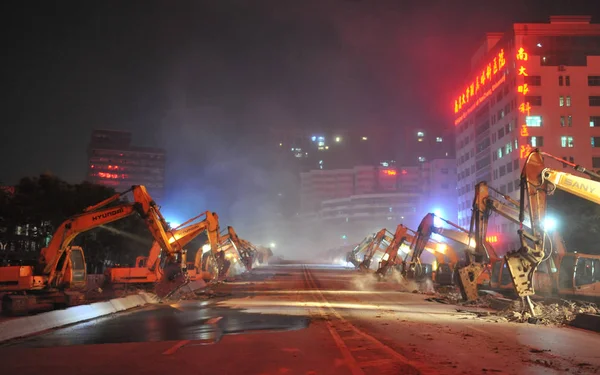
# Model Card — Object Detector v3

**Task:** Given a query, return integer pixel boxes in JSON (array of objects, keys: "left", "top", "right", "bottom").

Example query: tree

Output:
[
  {"left": 547, "top": 190, "right": 600, "bottom": 255},
  {"left": 0, "top": 175, "right": 154, "bottom": 270}
]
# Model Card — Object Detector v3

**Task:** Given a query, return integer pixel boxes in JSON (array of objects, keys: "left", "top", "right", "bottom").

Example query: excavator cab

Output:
[{"left": 53, "top": 246, "right": 87, "bottom": 290}]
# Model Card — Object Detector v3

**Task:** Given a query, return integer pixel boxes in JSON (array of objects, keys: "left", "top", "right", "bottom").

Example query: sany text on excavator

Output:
[
  {"left": 105, "top": 211, "right": 220, "bottom": 293},
  {"left": 505, "top": 149, "right": 600, "bottom": 313},
  {"left": 0, "top": 185, "right": 185, "bottom": 315}
]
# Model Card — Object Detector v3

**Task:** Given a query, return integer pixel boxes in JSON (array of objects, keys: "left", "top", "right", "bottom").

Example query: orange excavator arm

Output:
[
  {"left": 41, "top": 185, "right": 178, "bottom": 287},
  {"left": 143, "top": 211, "right": 220, "bottom": 273},
  {"left": 505, "top": 149, "right": 600, "bottom": 313},
  {"left": 376, "top": 224, "right": 409, "bottom": 276},
  {"left": 358, "top": 228, "right": 393, "bottom": 271},
  {"left": 406, "top": 213, "right": 472, "bottom": 266}
]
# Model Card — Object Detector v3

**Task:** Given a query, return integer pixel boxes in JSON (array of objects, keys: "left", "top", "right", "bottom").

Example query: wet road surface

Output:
[{"left": 1, "top": 264, "right": 599, "bottom": 375}]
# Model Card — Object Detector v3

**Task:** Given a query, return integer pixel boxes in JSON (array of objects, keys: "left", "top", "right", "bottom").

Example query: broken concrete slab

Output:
[{"left": 570, "top": 313, "right": 600, "bottom": 333}]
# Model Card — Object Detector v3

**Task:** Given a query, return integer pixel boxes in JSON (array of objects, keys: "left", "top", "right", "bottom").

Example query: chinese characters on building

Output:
[
  {"left": 516, "top": 47, "right": 534, "bottom": 159},
  {"left": 454, "top": 49, "right": 506, "bottom": 114}
]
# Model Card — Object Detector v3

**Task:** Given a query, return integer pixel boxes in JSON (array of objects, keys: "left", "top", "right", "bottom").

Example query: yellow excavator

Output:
[
  {"left": 105, "top": 211, "right": 220, "bottom": 292},
  {"left": 0, "top": 185, "right": 185, "bottom": 315},
  {"left": 505, "top": 149, "right": 600, "bottom": 313}
]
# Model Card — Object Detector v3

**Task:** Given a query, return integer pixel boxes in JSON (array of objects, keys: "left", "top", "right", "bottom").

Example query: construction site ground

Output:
[{"left": 1, "top": 264, "right": 599, "bottom": 375}]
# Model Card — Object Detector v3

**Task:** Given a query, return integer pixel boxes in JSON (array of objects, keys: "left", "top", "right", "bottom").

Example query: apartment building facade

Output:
[{"left": 454, "top": 16, "right": 600, "bottom": 254}]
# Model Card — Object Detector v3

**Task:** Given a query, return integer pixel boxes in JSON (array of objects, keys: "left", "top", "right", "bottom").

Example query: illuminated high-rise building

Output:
[
  {"left": 87, "top": 130, "right": 166, "bottom": 201},
  {"left": 453, "top": 16, "right": 600, "bottom": 253}
]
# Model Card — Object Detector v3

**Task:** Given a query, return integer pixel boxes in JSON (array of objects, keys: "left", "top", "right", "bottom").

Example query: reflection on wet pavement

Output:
[{"left": 4, "top": 301, "right": 311, "bottom": 348}]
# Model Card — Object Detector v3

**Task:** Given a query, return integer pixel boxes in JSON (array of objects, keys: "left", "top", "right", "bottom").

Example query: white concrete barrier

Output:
[{"left": 0, "top": 292, "right": 158, "bottom": 343}]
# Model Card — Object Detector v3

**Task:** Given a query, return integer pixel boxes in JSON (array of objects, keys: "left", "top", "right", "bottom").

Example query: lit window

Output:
[
  {"left": 559, "top": 96, "right": 564, "bottom": 107},
  {"left": 505, "top": 142, "right": 513, "bottom": 154},
  {"left": 335, "top": 136, "right": 341, "bottom": 142},
  {"left": 418, "top": 156, "right": 426, "bottom": 162},
  {"left": 561, "top": 136, "right": 574, "bottom": 148},
  {"left": 417, "top": 131, "right": 425, "bottom": 137},
  {"left": 566, "top": 96, "right": 571, "bottom": 107},
  {"left": 530, "top": 136, "right": 544, "bottom": 147},
  {"left": 568, "top": 115, "right": 572, "bottom": 127},
  {"left": 436, "top": 137, "right": 443, "bottom": 143},
  {"left": 361, "top": 136, "right": 368, "bottom": 141},
  {"left": 311, "top": 136, "right": 316, "bottom": 142},
  {"left": 525, "top": 116, "right": 542, "bottom": 127},
  {"left": 418, "top": 138, "right": 423, "bottom": 142},
  {"left": 497, "top": 148, "right": 503, "bottom": 159}
]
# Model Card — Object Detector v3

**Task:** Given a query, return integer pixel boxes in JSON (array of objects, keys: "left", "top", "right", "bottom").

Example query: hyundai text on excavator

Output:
[
  {"left": 504, "top": 149, "right": 600, "bottom": 313},
  {"left": 0, "top": 185, "right": 187, "bottom": 315},
  {"left": 105, "top": 211, "right": 220, "bottom": 292}
]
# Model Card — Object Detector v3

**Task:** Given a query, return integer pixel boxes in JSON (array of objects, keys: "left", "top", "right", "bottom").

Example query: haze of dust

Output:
[{"left": 350, "top": 271, "right": 436, "bottom": 293}]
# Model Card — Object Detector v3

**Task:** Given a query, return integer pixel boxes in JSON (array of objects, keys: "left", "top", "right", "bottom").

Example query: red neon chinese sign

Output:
[
  {"left": 454, "top": 49, "right": 506, "bottom": 115},
  {"left": 486, "top": 235, "right": 499, "bottom": 243},
  {"left": 517, "top": 47, "right": 534, "bottom": 159},
  {"left": 381, "top": 169, "right": 397, "bottom": 176}
]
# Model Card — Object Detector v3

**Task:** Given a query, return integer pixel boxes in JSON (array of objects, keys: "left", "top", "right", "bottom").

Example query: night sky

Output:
[{"left": 3, "top": 0, "right": 600, "bottom": 227}]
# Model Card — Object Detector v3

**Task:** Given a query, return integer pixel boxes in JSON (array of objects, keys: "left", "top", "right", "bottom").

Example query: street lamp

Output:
[{"left": 270, "top": 242, "right": 276, "bottom": 248}]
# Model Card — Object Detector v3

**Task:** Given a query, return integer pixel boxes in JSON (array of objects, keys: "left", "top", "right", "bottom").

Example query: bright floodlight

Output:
[
  {"left": 432, "top": 209, "right": 443, "bottom": 227},
  {"left": 543, "top": 216, "right": 558, "bottom": 231},
  {"left": 436, "top": 243, "right": 447, "bottom": 253},
  {"left": 270, "top": 242, "right": 276, "bottom": 248},
  {"left": 202, "top": 244, "right": 212, "bottom": 253}
]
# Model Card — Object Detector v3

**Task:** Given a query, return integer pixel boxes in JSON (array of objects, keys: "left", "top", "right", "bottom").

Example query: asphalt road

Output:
[{"left": 1, "top": 264, "right": 599, "bottom": 375}]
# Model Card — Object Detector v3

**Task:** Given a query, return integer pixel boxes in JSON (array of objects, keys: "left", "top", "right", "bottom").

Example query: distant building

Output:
[
  {"left": 271, "top": 126, "right": 453, "bottom": 172},
  {"left": 298, "top": 158, "right": 457, "bottom": 246},
  {"left": 453, "top": 15, "right": 600, "bottom": 253},
  {"left": 86, "top": 130, "right": 166, "bottom": 201}
]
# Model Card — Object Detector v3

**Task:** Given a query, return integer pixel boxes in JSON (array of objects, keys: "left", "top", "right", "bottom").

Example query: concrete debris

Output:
[
  {"left": 425, "top": 289, "right": 600, "bottom": 326},
  {"left": 498, "top": 299, "right": 599, "bottom": 325}
]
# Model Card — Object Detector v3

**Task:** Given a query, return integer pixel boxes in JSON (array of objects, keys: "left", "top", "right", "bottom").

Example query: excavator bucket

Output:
[
  {"left": 154, "top": 261, "right": 190, "bottom": 299},
  {"left": 456, "top": 263, "right": 485, "bottom": 301}
]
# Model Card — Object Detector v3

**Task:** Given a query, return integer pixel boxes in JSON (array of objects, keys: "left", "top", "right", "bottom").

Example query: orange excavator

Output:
[
  {"left": 467, "top": 181, "right": 562, "bottom": 296},
  {"left": 0, "top": 185, "right": 185, "bottom": 315},
  {"left": 217, "top": 226, "right": 256, "bottom": 272},
  {"left": 105, "top": 211, "right": 220, "bottom": 291},
  {"left": 346, "top": 229, "right": 389, "bottom": 269},
  {"left": 505, "top": 149, "right": 600, "bottom": 313},
  {"left": 403, "top": 213, "right": 476, "bottom": 285},
  {"left": 376, "top": 224, "right": 458, "bottom": 285},
  {"left": 354, "top": 229, "right": 394, "bottom": 271}
]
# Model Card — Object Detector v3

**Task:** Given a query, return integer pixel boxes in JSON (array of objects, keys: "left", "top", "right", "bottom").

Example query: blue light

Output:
[
  {"left": 433, "top": 209, "right": 443, "bottom": 227},
  {"left": 543, "top": 216, "right": 558, "bottom": 231},
  {"left": 311, "top": 136, "right": 317, "bottom": 141}
]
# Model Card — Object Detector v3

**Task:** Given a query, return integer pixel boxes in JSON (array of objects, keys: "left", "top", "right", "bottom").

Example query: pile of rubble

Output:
[{"left": 497, "top": 299, "right": 600, "bottom": 325}]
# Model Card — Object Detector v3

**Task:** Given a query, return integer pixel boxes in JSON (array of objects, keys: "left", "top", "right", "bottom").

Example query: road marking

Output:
[
  {"left": 301, "top": 267, "right": 364, "bottom": 375},
  {"left": 162, "top": 340, "right": 190, "bottom": 355},
  {"left": 302, "top": 266, "right": 437, "bottom": 375}
]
